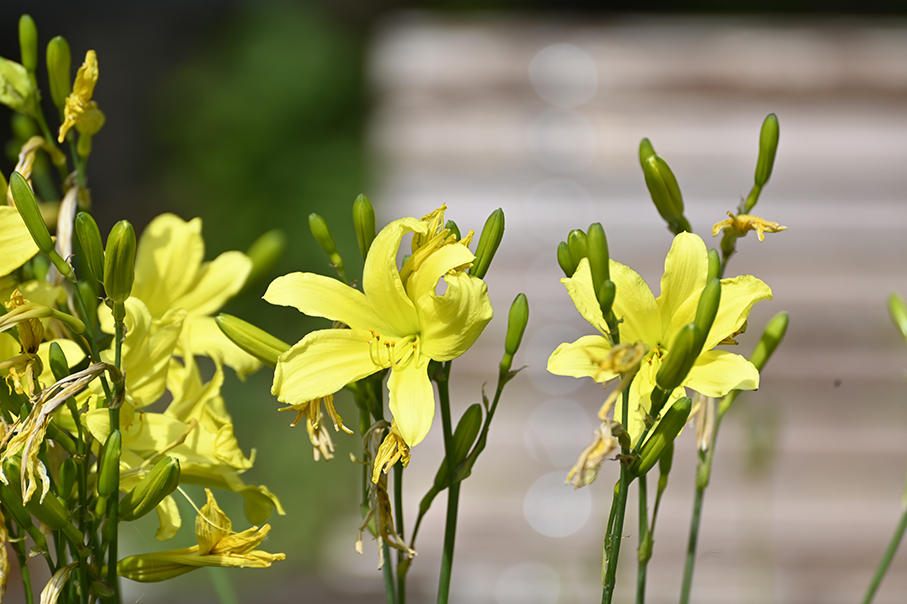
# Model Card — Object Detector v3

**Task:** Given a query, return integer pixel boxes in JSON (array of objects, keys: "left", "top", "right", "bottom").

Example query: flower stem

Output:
[
  {"left": 382, "top": 540, "right": 397, "bottom": 604},
  {"left": 636, "top": 475, "right": 649, "bottom": 604},
  {"left": 394, "top": 464, "right": 407, "bottom": 604},
  {"left": 436, "top": 361, "right": 459, "bottom": 604},
  {"left": 602, "top": 386, "right": 633, "bottom": 604},
  {"left": 862, "top": 505, "right": 907, "bottom": 604},
  {"left": 11, "top": 526, "right": 36, "bottom": 604}
]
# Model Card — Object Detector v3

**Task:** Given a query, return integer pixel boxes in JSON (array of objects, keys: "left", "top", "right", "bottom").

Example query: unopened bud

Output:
[
  {"left": 585, "top": 223, "right": 612, "bottom": 314},
  {"left": 500, "top": 293, "right": 529, "bottom": 374},
  {"left": 749, "top": 311, "right": 789, "bottom": 372},
  {"left": 638, "top": 137, "right": 656, "bottom": 165},
  {"left": 567, "top": 229, "right": 587, "bottom": 268},
  {"left": 445, "top": 220, "right": 461, "bottom": 242},
  {"left": 890, "top": 294, "right": 907, "bottom": 345},
  {"left": 244, "top": 229, "right": 286, "bottom": 289},
  {"left": 642, "top": 155, "right": 691, "bottom": 234},
  {"left": 754, "top": 113, "right": 780, "bottom": 188},
  {"left": 707, "top": 248, "right": 720, "bottom": 282},
  {"left": 470, "top": 208, "right": 504, "bottom": 280},
  {"left": 19, "top": 15, "right": 38, "bottom": 73},
  {"left": 556, "top": 241, "right": 575, "bottom": 277},
  {"left": 692, "top": 278, "right": 721, "bottom": 354},
  {"left": 75, "top": 211, "right": 105, "bottom": 281},
  {"left": 103, "top": 220, "right": 136, "bottom": 307},
  {"left": 48, "top": 341, "right": 69, "bottom": 382},
  {"left": 0, "top": 479, "right": 47, "bottom": 550},
  {"left": 97, "top": 430, "right": 121, "bottom": 500},
  {"left": 0, "top": 57, "right": 37, "bottom": 114},
  {"left": 216, "top": 314, "right": 290, "bottom": 368},
  {"left": 58, "top": 458, "right": 76, "bottom": 500},
  {"left": 46, "top": 36, "right": 71, "bottom": 112},
  {"left": 3, "top": 457, "right": 82, "bottom": 544},
  {"left": 352, "top": 194, "right": 376, "bottom": 261},
  {"left": 120, "top": 457, "right": 180, "bottom": 522},
  {"left": 432, "top": 403, "right": 482, "bottom": 490},
  {"left": 658, "top": 441, "right": 674, "bottom": 484},
  {"left": 630, "top": 397, "right": 692, "bottom": 477},
  {"left": 655, "top": 323, "right": 700, "bottom": 392},
  {"left": 9, "top": 172, "right": 53, "bottom": 255},
  {"left": 308, "top": 213, "right": 345, "bottom": 280}
]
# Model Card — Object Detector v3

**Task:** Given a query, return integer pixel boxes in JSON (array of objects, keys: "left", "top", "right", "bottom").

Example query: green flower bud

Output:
[
  {"left": 630, "top": 397, "right": 692, "bottom": 477},
  {"left": 638, "top": 137, "right": 656, "bottom": 166},
  {"left": 655, "top": 323, "right": 700, "bottom": 392},
  {"left": 0, "top": 479, "right": 47, "bottom": 550},
  {"left": 658, "top": 441, "right": 674, "bottom": 491},
  {"left": 445, "top": 220, "right": 461, "bottom": 242},
  {"left": 585, "top": 223, "right": 611, "bottom": 313},
  {"left": 78, "top": 280, "right": 98, "bottom": 326},
  {"left": 103, "top": 220, "right": 136, "bottom": 306},
  {"left": 692, "top": 278, "right": 721, "bottom": 354},
  {"left": 9, "top": 171, "right": 53, "bottom": 255},
  {"left": 567, "top": 229, "right": 587, "bottom": 268},
  {"left": 119, "top": 457, "right": 180, "bottom": 522},
  {"left": 500, "top": 293, "right": 529, "bottom": 374},
  {"left": 0, "top": 56, "right": 37, "bottom": 114},
  {"left": 19, "top": 15, "right": 38, "bottom": 74},
  {"left": 890, "top": 294, "right": 907, "bottom": 345},
  {"left": 308, "top": 213, "right": 345, "bottom": 280},
  {"left": 642, "top": 155, "right": 691, "bottom": 234},
  {"left": 46, "top": 36, "right": 71, "bottom": 112},
  {"left": 58, "top": 458, "right": 77, "bottom": 500},
  {"left": 707, "top": 248, "right": 720, "bottom": 282},
  {"left": 75, "top": 211, "right": 105, "bottom": 282},
  {"left": 433, "top": 404, "right": 482, "bottom": 489},
  {"left": 556, "top": 241, "right": 575, "bottom": 277},
  {"left": 749, "top": 311, "right": 789, "bottom": 372},
  {"left": 3, "top": 457, "right": 82, "bottom": 544},
  {"left": 215, "top": 314, "right": 291, "bottom": 368},
  {"left": 470, "top": 208, "right": 505, "bottom": 280},
  {"left": 97, "top": 430, "right": 121, "bottom": 500},
  {"left": 244, "top": 229, "right": 286, "bottom": 289},
  {"left": 48, "top": 341, "right": 69, "bottom": 382},
  {"left": 754, "top": 113, "right": 780, "bottom": 188},
  {"left": 352, "top": 194, "right": 376, "bottom": 261}
]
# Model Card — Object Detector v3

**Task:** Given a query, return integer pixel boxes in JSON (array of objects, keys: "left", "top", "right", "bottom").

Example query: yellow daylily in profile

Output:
[
  {"left": 118, "top": 489, "right": 285, "bottom": 582},
  {"left": 548, "top": 232, "right": 771, "bottom": 443},
  {"left": 57, "top": 50, "right": 105, "bottom": 143},
  {"left": 265, "top": 206, "right": 493, "bottom": 448},
  {"left": 101, "top": 213, "right": 259, "bottom": 377}
]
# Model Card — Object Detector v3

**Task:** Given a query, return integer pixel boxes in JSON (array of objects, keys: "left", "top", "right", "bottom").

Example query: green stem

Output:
[
  {"left": 208, "top": 567, "right": 240, "bottom": 604},
  {"left": 680, "top": 485, "right": 704, "bottom": 604},
  {"left": 602, "top": 386, "right": 633, "bottom": 604},
  {"left": 437, "top": 361, "right": 458, "bottom": 604},
  {"left": 636, "top": 475, "right": 649, "bottom": 604},
  {"left": 103, "top": 320, "right": 125, "bottom": 604},
  {"left": 12, "top": 526, "right": 36, "bottom": 604},
  {"left": 394, "top": 464, "right": 407, "bottom": 604},
  {"left": 382, "top": 540, "right": 397, "bottom": 604},
  {"left": 862, "top": 506, "right": 907, "bottom": 604}
]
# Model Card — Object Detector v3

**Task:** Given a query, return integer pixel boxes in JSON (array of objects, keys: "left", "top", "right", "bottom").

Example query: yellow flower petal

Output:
[
  {"left": 184, "top": 316, "right": 260, "bottom": 379},
  {"left": 685, "top": 350, "right": 759, "bottom": 397},
  {"left": 0, "top": 206, "right": 40, "bottom": 277},
  {"left": 172, "top": 251, "right": 251, "bottom": 317},
  {"left": 547, "top": 335, "right": 616, "bottom": 382},
  {"left": 132, "top": 214, "right": 204, "bottom": 317},
  {"left": 656, "top": 232, "right": 708, "bottom": 337},
  {"left": 362, "top": 216, "right": 421, "bottom": 334},
  {"left": 703, "top": 275, "right": 772, "bottom": 351},
  {"left": 418, "top": 270, "right": 493, "bottom": 361},
  {"left": 387, "top": 362, "right": 434, "bottom": 446}
]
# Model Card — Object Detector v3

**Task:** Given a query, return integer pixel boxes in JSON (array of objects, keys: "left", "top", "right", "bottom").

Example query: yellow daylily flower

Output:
[
  {"left": 102, "top": 213, "right": 259, "bottom": 377},
  {"left": 57, "top": 50, "right": 105, "bottom": 143},
  {"left": 548, "top": 232, "right": 772, "bottom": 444},
  {"left": 118, "top": 489, "right": 285, "bottom": 582},
  {"left": 712, "top": 212, "right": 787, "bottom": 242},
  {"left": 0, "top": 206, "right": 40, "bottom": 277},
  {"left": 265, "top": 206, "right": 493, "bottom": 447}
]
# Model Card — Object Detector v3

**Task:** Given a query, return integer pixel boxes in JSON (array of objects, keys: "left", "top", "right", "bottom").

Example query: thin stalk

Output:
[
  {"left": 436, "top": 361, "right": 459, "bottom": 604},
  {"left": 862, "top": 506, "right": 907, "bottom": 604},
  {"left": 636, "top": 475, "right": 649, "bottom": 604},
  {"left": 103, "top": 319, "right": 125, "bottom": 604},
  {"left": 208, "top": 567, "right": 240, "bottom": 604},
  {"left": 11, "top": 526, "right": 36, "bottom": 604},
  {"left": 394, "top": 464, "right": 406, "bottom": 604},
  {"left": 382, "top": 540, "right": 397, "bottom": 604},
  {"left": 602, "top": 386, "right": 633, "bottom": 604}
]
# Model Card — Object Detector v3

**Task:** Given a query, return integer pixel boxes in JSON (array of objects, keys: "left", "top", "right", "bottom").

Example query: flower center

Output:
[{"left": 367, "top": 330, "right": 421, "bottom": 370}]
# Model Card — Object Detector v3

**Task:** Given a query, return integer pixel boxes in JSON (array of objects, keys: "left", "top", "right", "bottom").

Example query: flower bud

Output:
[
  {"left": 642, "top": 155, "right": 691, "bottom": 234},
  {"left": 586, "top": 223, "right": 611, "bottom": 314},
  {"left": 216, "top": 314, "right": 290, "bottom": 368},
  {"left": 707, "top": 248, "right": 720, "bottom": 282},
  {"left": 749, "top": 311, "right": 789, "bottom": 373},
  {"left": 9, "top": 172, "right": 53, "bottom": 255},
  {"left": 75, "top": 211, "right": 105, "bottom": 282},
  {"left": 567, "top": 228, "right": 587, "bottom": 268},
  {"left": 103, "top": 220, "right": 136, "bottom": 306},
  {"left": 46, "top": 36, "right": 71, "bottom": 112},
  {"left": 655, "top": 323, "right": 700, "bottom": 392},
  {"left": 890, "top": 294, "right": 907, "bottom": 344},
  {"left": 48, "top": 341, "right": 69, "bottom": 382},
  {"left": 0, "top": 479, "right": 48, "bottom": 550},
  {"left": 3, "top": 457, "right": 82, "bottom": 544},
  {"left": 119, "top": 457, "right": 180, "bottom": 522},
  {"left": 638, "top": 137, "right": 656, "bottom": 165},
  {"left": 432, "top": 403, "right": 482, "bottom": 490},
  {"left": 244, "top": 229, "right": 286, "bottom": 289},
  {"left": 470, "top": 208, "right": 504, "bottom": 280},
  {"left": 308, "top": 213, "right": 345, "bottom": 279},
  {"left": 630, "top": 397, "right": 692, "bottom": 477},
  {"left": 556, "top": 241, "right": 574, "bottom": 277},
  {"left": 97, "top": 430, "right": 121, "bottom": 500},
  {"left": 692, "top": 278, "right": 721, "bottom": 354},
  {"left": 445, "top": 220, "right": 461, "bottom": 242},
  {"left": 58, "top": 458, "right": 77, "bottom": 500},
  {"left": 352, "top": 194, "right": 376, "bottom": 261},
  {"left": 754, "top": 113, "right": 780, "bottom": 188},
  {"left": 500, "top": 293, "right": 529, "bottom": 374},
  {"left": 658, "top": 441, "right": 674, "bottom": 488},
  {"left": 0, "top": 56, "right": 37, "bottom": 114},
  {"left": 19, "top": 15, "right": 38, "bottom": 74}
]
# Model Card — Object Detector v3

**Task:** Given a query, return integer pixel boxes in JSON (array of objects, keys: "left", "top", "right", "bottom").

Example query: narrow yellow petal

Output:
[
  {"left": 685, "top": 350, "right": 759, "bottom": 397},
  {"left": 547, "top": 335, "right": 616, "bottom": 383},
  {"left": 362, "top": 216, "right": 421, "bottom": 334},
  {"left": 132, "top": 214, "right": 204, "bottom": 317},
  {"left": 656, "top": 232, "right": 708, "bottom": 337},
  {"left": 0, "top": 206, "right": 40, "bottom": 277},
  {"left": 387, "top": 362, "right": 435, "bottom": 446},
  {"left": 172, "top": 251, "right": 251, "bottom": 317},
  {"left": 703, "top": 275, "right": 772, "bottom": 351}
]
